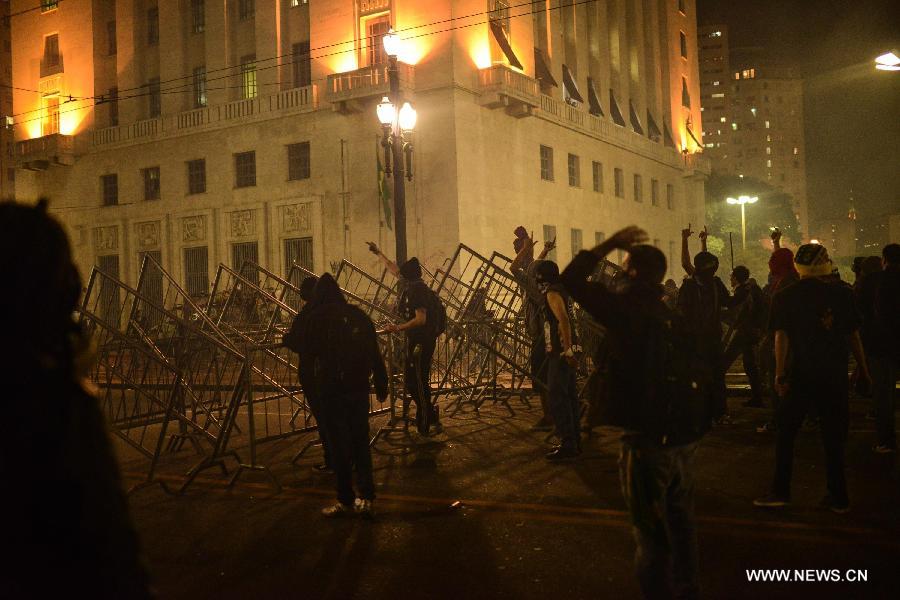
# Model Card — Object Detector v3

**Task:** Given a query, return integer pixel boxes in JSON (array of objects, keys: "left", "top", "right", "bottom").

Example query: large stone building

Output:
[
  {"left": 698, "top": 25, "right": 808, "bottom": 239},
  {"left": 11, "top": 0, "right": 709, "bottom": 294},
  {"left": 1, "top": 0, "right": 13, "bottom": 198}
]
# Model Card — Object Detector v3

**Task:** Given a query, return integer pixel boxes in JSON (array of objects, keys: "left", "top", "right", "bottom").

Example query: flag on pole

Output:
[{"left": 377, "top": 142, "right": 392, "bottom": 230}]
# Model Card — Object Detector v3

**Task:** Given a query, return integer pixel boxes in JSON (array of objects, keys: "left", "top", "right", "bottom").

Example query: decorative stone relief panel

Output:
[
  {"left": 229, "top": 209, "right": 256, "bottom": 238},
  {"left": 182, "top": 215, "right": 207, "bottom": 242},
  {"left": 281, "top": 203, "right": 311, "bottom": 234},
  {"left": 92, "top": 226, "right": 118, "bottom": 253},
  {"left": 135, "top": 221, "right": 161, "bottom": 249}
]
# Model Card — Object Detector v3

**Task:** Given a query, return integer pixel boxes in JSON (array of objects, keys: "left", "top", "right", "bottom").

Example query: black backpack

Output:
[
  {"left": 426, "top": 288, "right": 448, "bottom": 337},
  {"left": 312, "top": 304, "right": 375, "bottom": 393}
]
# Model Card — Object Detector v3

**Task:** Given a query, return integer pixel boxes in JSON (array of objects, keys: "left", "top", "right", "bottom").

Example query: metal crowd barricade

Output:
[{"left": 80, "top": 266, "right": 248, "bottom": 495}]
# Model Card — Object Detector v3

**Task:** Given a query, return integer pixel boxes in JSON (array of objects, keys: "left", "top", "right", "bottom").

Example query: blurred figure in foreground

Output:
[{"left": 0, "top": 200, "right": 151, "bottom": 598}]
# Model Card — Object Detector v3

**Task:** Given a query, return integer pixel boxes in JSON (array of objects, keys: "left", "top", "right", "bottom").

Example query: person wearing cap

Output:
[
  {"left": 384, "top": 256, "right": 443, "bottom": 435},
  {"left": 678, "top": 224, "right": 736, "bottom": 424},
  {"left": 510, "top": 228, "right": 557, "bottom": 432},
  {"left": 534, "top": 260, "right": 582, "bottom": 460},
  {"left": 754, "top": 244, "right": 870, "bottom": 514}
]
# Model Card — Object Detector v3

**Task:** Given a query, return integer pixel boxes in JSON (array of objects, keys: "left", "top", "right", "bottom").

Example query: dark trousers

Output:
[
  {"left": 699, "top": 341, "right": 726, "bottom": 418},
  {"left": 305, "top": 390, "right": 332, "bottom": 468},
  {"left": 871, "top": 355, "right": 898, "bottom": 447},
  {"left": 530, "top": 338, "right": 552, "bottom": 422},
  {"left": 724, "top": 333, "right": 762, "bottom": 403},
  {"left": 546, "top": 355, "right": 579, "bottom": 450},
  {"left": 619, "top": 439, "right": 700, "bottom": 600},
  {"left": 405, "top": 337, "right": 438, "bottom": 432},
  {"left": 773, "top": 377, "right": 849, "bottom": 505},
  {"left": 323, "top": 391, "right": 375, "bottom": 506}
]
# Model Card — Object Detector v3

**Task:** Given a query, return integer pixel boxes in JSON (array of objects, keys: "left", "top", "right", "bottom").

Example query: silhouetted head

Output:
[
  {"left": 794, "top": 244, "right": 832, "bottom": 278},
  {"left": 299, "top": 276, "right": 318, "bottom": 302},
  {"left": 769, "top": 247, "right": 797, "bottom": 280},
  {"left": 399, "top": 257, "right": 422, "bottom": 281},
  {"left": 533, "top": 260, "right": 560, "bottom": 291},
  {"left": 311, "top": 273, "right": 345, "bottom": 305},
  {"left": 732, "top": 265, "right": 750, "bottom": 286},
  {"left": 860, "top": 256, "right": 882, "bottom": 278},
  {"left": 625, "top": 245, "right": 668, "bottom": 285},
  {"left": 693, "top": 251, "right": 719, "bottom": 280},
  {"left": 883, "top": 243, "right": 900, "bottom": 268}
]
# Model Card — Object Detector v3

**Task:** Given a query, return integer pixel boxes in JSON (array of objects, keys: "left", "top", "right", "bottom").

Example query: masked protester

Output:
[
  {"left": 723, "top": 266, "right": 766, "bottom": 407},
  {"left": 754, "top": 244, "right": 870, "bottom": 514},
  {"left": 534, "top": 260, "right": 582, "bottom": 460},
  {"left": 1, "top": 200, "right": 152, "bottom": 598},
  {"left": 300, "top": 274, "right": 388, "bottom": 519}
]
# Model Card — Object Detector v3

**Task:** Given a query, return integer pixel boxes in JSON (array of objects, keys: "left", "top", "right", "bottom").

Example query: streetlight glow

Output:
[
  {"left": 383, "top": 28, "right": 401, "bottom": 58},
  {"left": 376, "top": 96, "right": 396, "bottom": 127},
  {"left": 875, "top": 51, "right": 900, "bottom": 71},
  {"left": 398, "top": 102, "right": 417, "bottom": 132},
  {"left": 726, "top": 195, "right": 759, "bottom": 205},
  {"left": 726, "top": 196, "right": 759, "bottom": 250}
]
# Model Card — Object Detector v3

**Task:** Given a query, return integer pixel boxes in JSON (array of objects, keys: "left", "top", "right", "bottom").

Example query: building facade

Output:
[
  {"left": 698, "top": 25, "right": 808, "bottom": 239},
  {"left": 12, "top": 0, "right": 709, "bottom": 295},
  {"left": 1, "top": 0, "right": 13, "bottom": 198}
]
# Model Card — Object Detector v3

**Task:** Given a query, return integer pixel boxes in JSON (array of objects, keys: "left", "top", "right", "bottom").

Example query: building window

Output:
[
  {"left": 666, "top": 183, "right": 675, "bottom": 210},
  {"left": 633, "top": 174, "right": 643, "bottom": 202},
  {"left": 290, "top": 0, "right": 308, "bottom": 7},
  {"left": 765, "top": 120, "right": 770, "bottom": 129},
  {"left": 571, "top": 228, "right": 583, "bottom": 258},
  {"left": 567, "top": 153, "right": 580, "bottom": 187},
  {"left": 108, "top": 87, "right": 119, "bottom": 126},
  {"left": 184, "top": 246, "right": 210, "bottom": 298},
  {"left": 362, "top": 14, "right": 391, "bottom": 67},
  {"left": 147, "top": 7, "right": 159, "bottom": 46},
  {"left": 42, "top": 34, "right": 61, "bottom": 74},
  {"left": 234, "top": 151, "right": 256, "bottom": 187},
  {"left": 107, "top": 21, "right": 117, "bottom": 55},
  {"left": 241, "top": 55, "right": 258, "bottom": 99},
  {"left": 148, "top": 77, "right": 161, "bottom": 117},
  {"left": 592, "top": 161, "right": 603, "bottom": 193},
  {"left": 292, "top": 41, "right": 311, "bottom": 88},
  {"left": 41, "top": 1, "right": 59, "bottom": 12},
  {"left": 239, "top": 0, "right": 255, "bottom": 20},
  {"left": 793, "top": 147, "right": 799, "bottom": 155},
  {"left": 678, "top": 0, "right": 686, "bottom": 14},
  {"left": 539, "top": 145, "right": 554, "bottom": 181},
  {"left": 191, "top": 0, "right": 205, "bottom": 33},
  {"left": 187, "top": 159, "right": 206, "bottom": 195},
  {"left": 681, "top": 77, "right": 691, "bottom": 108},
  {"left": 101, "top": 174, "right": 118, "bottom": 206},
  {"left": 287, "top": 142, "right": 311, "bottom": 181},
  {"left": 232, "top": 241, "right": 259, "bottom": 269},
  {"left": 142, "top": 167, "right": 161, "bottom": 201},
  {"left": 285, "top": 237, "right": 313, "bottom": 282},
  {"left": 192, "top": 66, "right": 207, "bottom": 108},
  {"left": 651, "top": 178, "right": 659, "bottom": 206},
  {"left": 614, "top": 168, "right": 624, "bottom": 198},
  {"left": 679, "top": 31, "right": 688, "bottom": 59},
  {"left": 42, "top": 95, "right": 60, "bottom": 136},
  {"left": 595, "top": 231, "right": 606, "bottom": 246},
  {"left": 542, "top": 225, "right": 557, "bottom": 261}
]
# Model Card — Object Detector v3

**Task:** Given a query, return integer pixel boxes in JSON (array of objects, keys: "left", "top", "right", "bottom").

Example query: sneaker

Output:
[
  {"left": 545, "top": 446, "right": 580, "bottom": 462},
  {"left": 756, "top": 421, "right": 777, "bottom": 434},
  {"left": 321, "top": 502, "right": 354, "bottom": 518},
  {"left": 819, "top": 495, "right": 850, "bottom": 514},
  {"left": 312, "top": 464, "right": 334, "bottom": 474},
  {"left": 753, "top": 494, "right": 790, "bottom": 508},
  {"left": 873, "top": 444, "right": 897, "bottom": 454},
  {"left": 354, "top": 498, "right": 375, "bottom": 520},
  {"left": 530, "top": 419, "right": 553, "bottom": 432}
]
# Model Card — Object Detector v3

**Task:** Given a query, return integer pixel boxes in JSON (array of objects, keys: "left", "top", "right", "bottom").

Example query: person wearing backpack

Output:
[
  {"left": 723, "top": 265, "right": 766, "bottom": 408},
  {"left": 384, "top": 257, "right": 444, "bottom": 436},
  {"left": 299, "top": 274, "right": 389, "bottom": 519},
  {"left": 562, "top": 226, "right": 710, "bottom": 599}
]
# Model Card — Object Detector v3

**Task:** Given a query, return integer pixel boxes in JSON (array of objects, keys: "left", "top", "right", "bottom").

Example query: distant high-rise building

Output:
[{"left": 698, "top": 25, "right": 808, "bottom": 240}]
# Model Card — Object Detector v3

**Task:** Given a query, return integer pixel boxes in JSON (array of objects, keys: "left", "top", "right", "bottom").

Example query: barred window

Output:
[
  {"left": 633, "top": 174, "right": 643, "bottom": 202},
  {"left": 651, "top": 178, "right": 660, "bottom": 206},
  {"left": 287, "top": 142, "right": 310, "bottom": 181},
  {"left": 142, "top": 166, "right": 161, "bottom": 201},
  {"left": 570, "top": 228, "right": 583, "bottom": 259},
  {"left": 292, "top": 41, "right": 311, "bottom": 88},
  {"left": 567, "top": 153, "right": 580, "bottom": 187},
  {"left": 539, "top": 145, "right": 554, "bottom": 181},
  {"left": 614, "top": 168, "right": 624, "bottom": 198},
  {"left": 191, "top": 0, "right": 205, "bottom": 33},
  {"left": 241, "top": 55, "right": 257, "bottom": 99},
  {"left": 192, "top": 66, "right": 207, "bottom": 108},
  {"left": 666, "top": 183, "right": 675, "bottom": 210},
  {"left": 187, "top": 159, "right": 206, "bottom": 195},
  {"left": 183, "top": 246, "right": 209, "bottom": 298},
  {"left": 592, "top": 161, "right": 603, "bottom": 193},
  {"left": 232, "top": 241, "right": 259, "bottom": 269},
  {"left": 101, "top": 174, "right": 118, "bottom": 206},
  {"left": 148, "top": 77, "right": 161, "bottom": 117},
  {"left": 234, "top": 151, "right": 256, "bottom": 187}
]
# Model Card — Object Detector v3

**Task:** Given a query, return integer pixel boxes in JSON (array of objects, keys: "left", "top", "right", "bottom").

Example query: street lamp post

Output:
[
  {"left": 377, "top": 29, "right": 416, "bottom": 265},
  {"left": 726, "top": 195, "right": 759, "bottom": 250}
]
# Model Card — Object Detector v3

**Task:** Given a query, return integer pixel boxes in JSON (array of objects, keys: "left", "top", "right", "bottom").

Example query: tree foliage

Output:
[{"left": 702, "top": 174, "right": 802, "bottom": 281}]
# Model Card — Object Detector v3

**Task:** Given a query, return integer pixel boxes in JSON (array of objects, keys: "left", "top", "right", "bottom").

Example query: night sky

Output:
[{"left": 697, "top": 0, "right": 900, "bottom": 235}]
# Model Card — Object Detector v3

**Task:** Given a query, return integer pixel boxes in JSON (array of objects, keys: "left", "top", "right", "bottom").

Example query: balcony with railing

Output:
[
  {"left": 325, "top": 62, "right": 415, "bottom": 113},
  {"left": 681, "top": 151, "right": 712, "bottom": 179},
  {"left": 90, "top": 85, "right": 318, "bottom": 149},
  {"left": 476, "top": 65, "right": 541, "bottom": 117},
  {"left": 14, "top": 133, "right": 75, "bottom": 170}
]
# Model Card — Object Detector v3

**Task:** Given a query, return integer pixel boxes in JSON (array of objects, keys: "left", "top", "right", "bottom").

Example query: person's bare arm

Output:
[
  {"left": 681, "top": 225, "right": 696, "bottom": 276},
  {"left": 699, "top": 225, "right": 708, "bottom": 253},
  {"left": 367, "top": 242, "right": 401, "bottom": 277},
  {"left": 771, "top": 228, "right": 782, "bottom": 250},
  {"left": 510, "top": 234, "right": 537, "bottom": 274},
  {"left": 774, "top": 329, "right": 790, "bottom": 396},
  {"left": 538, "top": 237, "right": 556, "bottom": 261},
  {"left": 547, "top": 291, "right": 573, "bottom": 353},
  {"left": 392, "top": 307, "right": 427, "bottom": 333}
]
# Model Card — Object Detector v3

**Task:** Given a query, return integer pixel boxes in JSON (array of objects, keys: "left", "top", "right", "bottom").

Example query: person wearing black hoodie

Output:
[
  {"left": 299, "top": 274, "right": 389, "bottom": 519},
  {"left": 562, "top": 226, "right": 706, "bottom": 599}
]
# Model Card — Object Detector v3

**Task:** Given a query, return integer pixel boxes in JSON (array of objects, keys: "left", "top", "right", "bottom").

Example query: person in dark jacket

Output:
[
  {"left": 283, "top": 275, "right": 334, "bottom": 472},
  {"left": 869, "top": 244, "right": 900, "bottom": 453},
  {"left": 1, "top": 200, "right": 151, "bottom": 598},
  {"left": 723, "top": 266, "right": 766, "bottom": 407},
  {"left": 562, "top": 226, "right": 704, "bottom": 599},
  {"left": 299, "top": 274, "right": 389, "bottom": 519}
]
